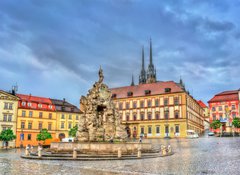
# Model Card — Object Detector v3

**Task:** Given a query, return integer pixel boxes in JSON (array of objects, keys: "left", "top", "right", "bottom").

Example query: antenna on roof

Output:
[{"left": 11, "top": 83, "right": 18, "bottom": 95}]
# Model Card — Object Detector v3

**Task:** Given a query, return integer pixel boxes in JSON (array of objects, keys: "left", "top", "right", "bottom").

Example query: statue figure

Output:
[{"left": 76, "top": 67, "right": 127, "bottom": 142}]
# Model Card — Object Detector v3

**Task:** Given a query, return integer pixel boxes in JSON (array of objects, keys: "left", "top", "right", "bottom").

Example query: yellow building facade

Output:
[
  {"left": 0, "top": 90, "right": 19, "bottom": 148},
  {"left": 16, "top": 94, "right": 57, "bottom": 147},
  {"left": 111, "top": 81, "right": 204, "bottom": 138}
]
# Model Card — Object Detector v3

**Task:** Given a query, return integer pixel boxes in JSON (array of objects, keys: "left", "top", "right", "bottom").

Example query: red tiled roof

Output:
[
  {"left": 17, "top": 94, "right": 52, "bottom": 104},
  {"left": 110, "top": 81, "right": 184, "bottom": 99},
  {"left": 208, "top": 90, "right": 239, "bottom": 103},
  {"left": 197, "top": 100, "right": 207, "bottom": 108}
]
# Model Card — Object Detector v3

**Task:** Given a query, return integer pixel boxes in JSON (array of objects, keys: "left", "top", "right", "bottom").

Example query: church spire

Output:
[
  {"left": 139, "top": 46, "right": 146, "bottom": 84},
  {"left": 150, "top": 38, "right": 153, "bottom": 66},
  {"left": 146, "top": 38, "right": 157, "bottom": 83},
  {"left": 131, "top": 74, "right": 135, "bottom": 86}
]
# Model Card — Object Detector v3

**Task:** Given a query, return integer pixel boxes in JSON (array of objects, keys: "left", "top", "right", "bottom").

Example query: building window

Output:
[
  {"left": 9, "top": 103, "right": 13, "bottom": 110},
  {"left": 27, "top": 102, "right": 32, "bottom": 107},
  {"left": 126, "top": 115, "right": 130, "bottom": 121},
  {"left": 148, "top": 126, "right": 152, "bottom": 134},
  {"left": 69, "top": 115, "right": 72, "bottom": 120},
  {"left": 27, "top": 134, "right": 31, "bottom": 140},
  {"left": 155, "top": 99, "right": 159, "bottom": 107},
  {"left": 76, "top": 115, "right": 79, "bottom": 120},
  {"left": 232, "top": 112, "right": 236, "bottom": 118},
  {"left": 175, "top": 125, "right": 180, "bottom": 134},
  {"left": 28, "top": 122, "right": 32, "bottom": 129},
  {"left": 61, "top": 122, "right": 64, "bottom": 129},
  {"left": 148, "top": 100, "right": 152, "bottom": 107},
  {"left": 22, "top": 111, "right": 26, "bottom": 117},
  {"left": 164, "top": 98, "right": 168, "bottom": 106},
  {"left": 39, "top": 112, "right": 43, "bottom": 118},
  {"left": 155, "top": 113, "right": 159, "bottom": 120},
  {"left": 133, "top": 114, "right": 137, "bottom": 121},
  {"left": 4, "top": 103, "right": 8, "bottom": 109},
  {"left": 21, "top": 122, "right": 25, "bottom": 129},
  {"left": 3, "top": 114, "right": 7, "bottom": 121},
  {"left": 213, "top": 114, "right": 216, "bottom": 120},
  {"left": 61, "top": 114, "right": 65, "bottom": 119},
  {"left": 164, "top": 112, "right": 169, "bottom": 119},
  {"left": 119, "top": 103, "right": 123, "bottom": 110},
  {"left": 140, "top": 100, "right": 144, "bottom": 108},
  {"left": 38, "top": 123, "right": 42, "bottom": 130},
  {"left": 38, "top": 104, "right": 42, "bottom": 108},
  {"left": 212, "top": 107, "right": 216, "bottom": 111},
  {"left": 232, "top": 105, "right": 236, "bottom": 110},
  {"left": 148, "top": 113, "right": 152, "bottom": 120},
  {"left": 175, "top": 111, "right": 179, "bottom": 119},
  {"left": 126, "top": 102, "right": 129, "bottom": 109},
  {"left": 219, "top": 114, "right": 223, "bottom": 120},
  {"left": 22, "top": 102, "right": 26, "bottom": 106},
  {"left": 29, "top": 111, "right": 33, "bottom": 117},
  {"left": 156, "top": 126, "right": 160, "bottom": 134},
  {"left": 141, "top": 113, "right": 144, "bottom": 120},
  {"left": 49, "top": 113, "right": 52, "bottom": 119},
  {"left": 68, "top": 123, "right": 72, "bottom": 129},
  {"left": 8, "top": 115, "right": 12, "bottom": 122},
  {"left": 48, "top": 123, "right": 52, "bottom": 130},
  {"left": 140, "top": 127, "right": 144, "bottom": 134},
  {"left": 174, "top": 97, "right": 179, "bottom": 105},
  {"left": 219, "top": 106, "right": 222, "bottom": 111},
  {"left": 133, "top": 101, "right": 137, "bottom": 108}
]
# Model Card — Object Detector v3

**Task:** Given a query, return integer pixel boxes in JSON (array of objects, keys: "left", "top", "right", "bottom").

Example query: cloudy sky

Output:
[{"left": 1, "top": 0, "right": 240, "bottom": 106}]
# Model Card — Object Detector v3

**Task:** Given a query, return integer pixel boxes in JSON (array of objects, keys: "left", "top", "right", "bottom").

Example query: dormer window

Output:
[
  {"left": 22, "top": 102, "right": 26, "bottom": 106},
  {"left": 71, "top": 108, "right": 74, "bottom": 112},
  {"left": 145, "top": 90, "right": 151, "bottom": 95},
  {"left": 27, "top": 102, "right": 32, "bottom": 107},
  {"left": 165, "top": 88, "right": 171, "bottom": 93},
  {"left": 62, "top": 106, "right": 65, "bottom": 111},
  {"left": 127, "top": 91, "right": 133, "bottom": 96},
  {"left": 112, "top": 94, "right": 117, "bottom": 98},
  {"left": 49, "top": 105, "right": 52, "bottom": 109},
  {"left": 38, "top": 104, "right": 42, "bottom": 108}
]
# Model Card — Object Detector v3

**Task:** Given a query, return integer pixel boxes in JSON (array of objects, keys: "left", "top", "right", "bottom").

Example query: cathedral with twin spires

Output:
[{"left": 139, "top": 39, "right": 157, "bottom": 84}]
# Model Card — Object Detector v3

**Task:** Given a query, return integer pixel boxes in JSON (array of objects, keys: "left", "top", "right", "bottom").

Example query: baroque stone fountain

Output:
[{"left": 76, "top": 66, "right": 127, "bottom": 142}]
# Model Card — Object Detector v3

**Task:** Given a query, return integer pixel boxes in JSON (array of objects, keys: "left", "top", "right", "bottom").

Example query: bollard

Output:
[
  {"left": 137, "top": 147, "right": 141, "bottom": 158},
  {"left": 117, "top": 148, "right": 122, "bottom": 158},
  {"left": 161, "top": 145, "right": 166, "bottom": 156},
  {"left": 167, "top": 145, "right": 172, "bottom": 153},
  {"left": 38, "top": 146, "right": 42, "bottom": 158},
  {"left": 73, "top": 148, "right": 77, "bottom": 159},
  {"left": 25, "top": 146, "right": 30, "bottom": 156}
]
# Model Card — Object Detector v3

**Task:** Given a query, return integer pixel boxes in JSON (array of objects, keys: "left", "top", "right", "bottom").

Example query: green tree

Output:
[
  {"left": 0, "top": 129, "right": 16, "bottom": 149},
  {"left": 232, "top": 118, "right": 240, "bottom": 128},
  {"left": 69, "top": 125, "right": 78, "bottom": 137},
  {"left": 37, "top": 129, "right": 52, "bottom": 143},
  {"left": 210, "top": 120, "right": 222, "bottom": 129}
]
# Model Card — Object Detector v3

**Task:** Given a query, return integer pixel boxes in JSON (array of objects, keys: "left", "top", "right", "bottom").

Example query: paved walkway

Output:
[{"left": 0, "top": 137, "right": 240, "bottom": 175}]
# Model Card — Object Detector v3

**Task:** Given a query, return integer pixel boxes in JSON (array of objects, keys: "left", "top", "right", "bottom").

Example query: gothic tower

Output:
[
  {"left": 146, "top": 39, "right": 157, "bottom": 83},
  {"left": 139, "top": 46, "right": 146, "bottom": 84}
]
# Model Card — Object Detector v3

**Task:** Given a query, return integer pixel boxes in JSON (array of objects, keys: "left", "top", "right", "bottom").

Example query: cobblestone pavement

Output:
[{"left": 0, "top": 137, "right": 240, "bottom": 175}]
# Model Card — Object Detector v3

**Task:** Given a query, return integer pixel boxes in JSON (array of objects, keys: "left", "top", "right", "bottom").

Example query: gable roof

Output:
[
  {"left": 208, "top": 90, "right": 239, "bottom": 103},
  {"left": 17, "top": 94, "right": 52, "bottom": 104},
  {"left": 0, "top": 90, "right": 19, "bottom": 100},
  {"left": 197, "top": 100, "right": 208, "bottom": 108},
  {"left": 110, "top": 81, "right": 185, "bottom": 99},
  {"left": 51, "top": 99, "right": 81, "bottom": 113}
]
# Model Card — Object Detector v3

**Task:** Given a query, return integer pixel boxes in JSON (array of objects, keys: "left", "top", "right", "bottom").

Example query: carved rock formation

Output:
[{"left": 76, "top": 67, "right": 127, "bottom": 142}]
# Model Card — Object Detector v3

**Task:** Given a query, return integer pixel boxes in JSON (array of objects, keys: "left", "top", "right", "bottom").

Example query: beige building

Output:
[
  {"left": 111, "top": 81, "right": 205, "bottom": 138},
  {"left": 0, "top": 90, "right": 19, "bottom": 148}
]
